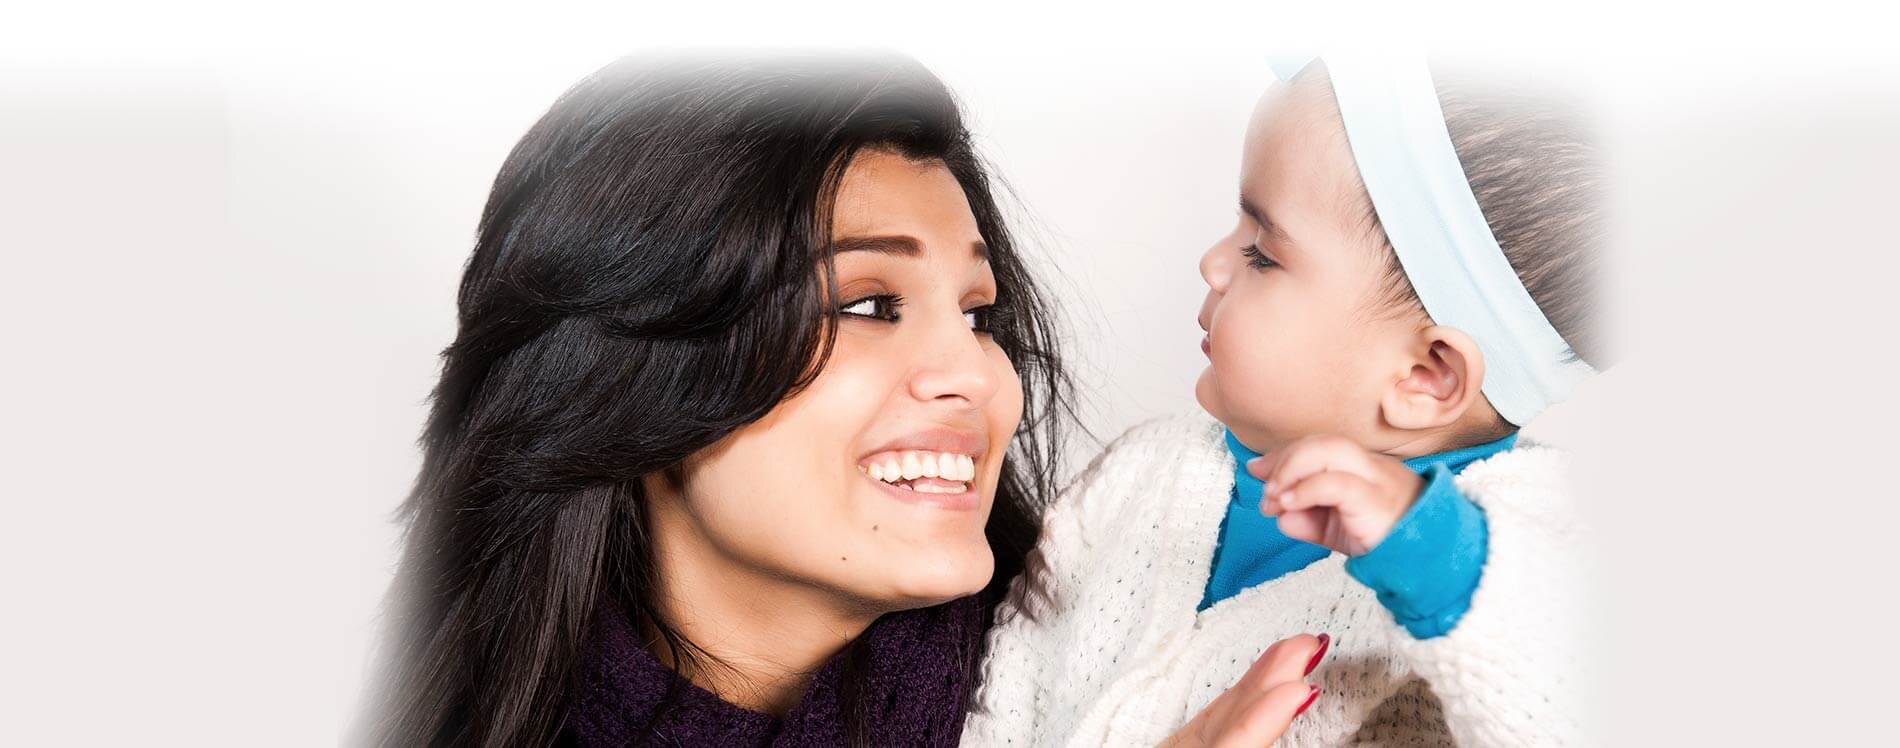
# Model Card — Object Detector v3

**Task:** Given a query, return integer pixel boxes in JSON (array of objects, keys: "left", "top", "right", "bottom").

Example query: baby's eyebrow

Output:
[{"left": 1238, "top": 195, "right": 1294, "bottom": 244}]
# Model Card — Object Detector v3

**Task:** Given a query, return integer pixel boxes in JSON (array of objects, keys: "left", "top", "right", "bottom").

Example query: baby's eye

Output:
[
  {"left": 839, "top": 294, "right": 904, "bottom": 322},
  {"left": 1239, "top": 244, "right": 1277, "bottom": 270}
]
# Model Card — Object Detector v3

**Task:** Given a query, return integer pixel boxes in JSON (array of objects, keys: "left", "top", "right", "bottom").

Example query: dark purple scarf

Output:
[{"left": 562, "top": 595, "right": 986, "bottom": 746}]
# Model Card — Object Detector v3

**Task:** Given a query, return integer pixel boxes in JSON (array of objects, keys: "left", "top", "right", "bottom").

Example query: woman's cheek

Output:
[{"left": 990, "top": 348, "right": 1025, "bottom": 429}]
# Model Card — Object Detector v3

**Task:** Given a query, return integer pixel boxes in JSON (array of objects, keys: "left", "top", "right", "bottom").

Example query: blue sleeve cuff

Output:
[{"left": 1343, "top": 464, "right": 1488, "bottom": 639}]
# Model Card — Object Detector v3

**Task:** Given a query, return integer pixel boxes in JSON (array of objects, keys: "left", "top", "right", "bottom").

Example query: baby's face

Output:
[{"left": 1194, "top": 76, "right": 1427, "bottom": 453}]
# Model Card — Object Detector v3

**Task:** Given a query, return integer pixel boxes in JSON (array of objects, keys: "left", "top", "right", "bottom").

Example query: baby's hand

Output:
[{"left": 1247, "top": 436, "right": 1423, "bottom": 556}]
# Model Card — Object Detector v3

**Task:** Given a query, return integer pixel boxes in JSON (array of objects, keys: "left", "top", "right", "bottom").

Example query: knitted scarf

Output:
[{"left": 563, "top": 595, "right": 984, "bottom": 746}]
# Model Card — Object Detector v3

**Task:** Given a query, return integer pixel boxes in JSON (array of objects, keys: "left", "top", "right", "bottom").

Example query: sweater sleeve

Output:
[
  {"left": 1383, "top": 447, "right": 1591, "bottom": 745},
  {"left": 961, "top": 425, "right": 1139, "bottom": 745},
  {"left": 1344, "top": 464, "right": 1489, "bottom": 638},
  {"left": 961, "top": 498, "right": 1080, "bottom": 745},
  {"left": 962, "top": 414, "right": 1221, "bottom": 746}
]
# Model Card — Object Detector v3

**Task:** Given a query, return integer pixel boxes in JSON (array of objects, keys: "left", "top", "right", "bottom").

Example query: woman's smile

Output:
[
  {"left": 862, "top": 470, "right": 980, "bottom": 510},
  {"left": 856, "top": 426, "right": 986, "bottom": 510}
]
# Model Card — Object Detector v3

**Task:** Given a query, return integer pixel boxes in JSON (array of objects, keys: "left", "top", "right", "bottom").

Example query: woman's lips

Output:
[
  {"left": 1201, "top": 335, "right": 1212, "bottom": 357},
  {"left": 861, "top": 428, "right": 985, "bottom": 461},
  {"left": 862, "top": 471, "right": 980, "bottom": 511},
  {"left": 857, "top": 427, "right": 985, "bottom": 512}
]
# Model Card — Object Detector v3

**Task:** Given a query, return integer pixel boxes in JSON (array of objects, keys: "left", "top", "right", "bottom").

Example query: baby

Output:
[{"left": 965, "top": 56, "right": 1602, "bottom": 745}]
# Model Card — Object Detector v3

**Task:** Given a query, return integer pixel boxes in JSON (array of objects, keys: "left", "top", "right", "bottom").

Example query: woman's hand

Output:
[
  {"left": 1249, "top": 436, "right": 1425, "bottom": 556},
  {"left": 1161, "top": 633, "right": 1328, "bottom": 747}
]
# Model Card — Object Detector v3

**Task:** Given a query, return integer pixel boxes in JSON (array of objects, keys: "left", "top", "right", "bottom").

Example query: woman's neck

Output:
[{"left": 645, "top": 500, "right": 880, "bottom": 716}]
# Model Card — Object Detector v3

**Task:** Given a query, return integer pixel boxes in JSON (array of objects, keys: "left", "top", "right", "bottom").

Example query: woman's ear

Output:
[{"left": 1379, "top": 325, "right": 1487, "bottom": 432}]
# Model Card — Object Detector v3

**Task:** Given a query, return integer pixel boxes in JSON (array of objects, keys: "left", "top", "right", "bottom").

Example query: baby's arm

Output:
[
  {"left": 1387, "top": 450, "right": 1588, "bottom": 745},
  {"left": 965, "top": 416, "right": 1326, "bottom": 746},
  {"left": 1254, "top": 439, "right": 1587, "bottom": 744},
  {"left": 1341, "top": 463, "right": 1489, "bottom": 638},
  {"left": 965, "top": 455, "right": 1329, "bottom": 747}
]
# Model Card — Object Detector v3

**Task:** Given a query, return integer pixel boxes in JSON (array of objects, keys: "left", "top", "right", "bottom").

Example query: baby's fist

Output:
[{"left": 1247, "top": 436, "right": 1423, "bottom": 556}]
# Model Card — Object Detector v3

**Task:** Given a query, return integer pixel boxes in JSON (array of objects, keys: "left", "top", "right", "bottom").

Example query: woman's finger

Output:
[
  {"left": 1234, "top": 633, "right": 1322, "bottom": 694},
  {"left": 1167, "top": 634, "right": 1328, "bottom": 747},
  {"left": 1216, "top": 681, "right": 1321, "bottom": 748}
]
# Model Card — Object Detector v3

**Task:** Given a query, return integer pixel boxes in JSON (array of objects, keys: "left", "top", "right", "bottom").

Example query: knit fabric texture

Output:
[
  {"left": 565, "top": 594, "right": 984, "bottom": 746},
  {"left": 963, "top": 413, "right": 1589, "bottom": 746}
]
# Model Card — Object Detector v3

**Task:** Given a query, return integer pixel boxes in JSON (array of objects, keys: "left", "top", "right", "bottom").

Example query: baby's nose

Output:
[{"left": 1199, "top": 242, "right": 1233, "bottom": 291}]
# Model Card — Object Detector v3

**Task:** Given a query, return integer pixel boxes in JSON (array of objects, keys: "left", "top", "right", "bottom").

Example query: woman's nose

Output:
[{"left": 907, "top": 317, "right": 1000, "bottom": 408}]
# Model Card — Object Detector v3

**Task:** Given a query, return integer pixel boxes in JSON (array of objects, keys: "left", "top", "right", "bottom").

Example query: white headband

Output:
[{"left": 1269, "top": 54, "right": 1595, "bottom": 426}]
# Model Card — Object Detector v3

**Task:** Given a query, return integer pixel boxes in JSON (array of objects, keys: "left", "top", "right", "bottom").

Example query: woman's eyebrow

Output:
[
  {"left": 836, "top": 235, "right": 920, "bottom": 256},
  {"left": 835, "top": 234, "right": 988, "bottom": 260}
]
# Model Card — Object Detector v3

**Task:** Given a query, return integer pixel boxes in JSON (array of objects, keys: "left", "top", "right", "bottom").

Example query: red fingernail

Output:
[
  {"left": 1294, "top": 684, "right": 1321, "bottom": 717},
  {"left": 1303, "top": 633, "right": 1331, "bottom": 675}
]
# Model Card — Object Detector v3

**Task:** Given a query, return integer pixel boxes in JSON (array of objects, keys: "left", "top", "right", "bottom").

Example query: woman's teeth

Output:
[{"left": 859, "top": 450, "right": 976, "bottom": 492}]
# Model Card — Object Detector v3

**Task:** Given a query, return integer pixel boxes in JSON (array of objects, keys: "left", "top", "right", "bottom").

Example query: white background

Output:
[{"left": 5, "top": 2, "right": 1899, "bottom": 745}]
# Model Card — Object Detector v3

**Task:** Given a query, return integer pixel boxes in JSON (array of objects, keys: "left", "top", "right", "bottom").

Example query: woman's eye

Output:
[
  {"left": 964, "top": 304, "right": 996, "bottom": 334},
  {"left": 839, "top": 294, "right": 904, "bottom": 322},
  {"left": 1239, "top": 244, "right": 1277, "bottom": 270}
]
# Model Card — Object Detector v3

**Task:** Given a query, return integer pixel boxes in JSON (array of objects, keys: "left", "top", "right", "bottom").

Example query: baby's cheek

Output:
[
  {"left": 1193, "top": 367, "right": 1227, "bottom": 423},
  {"left": 1214, "top": 343, "right": 1286, "bottom": 418},
  {"left": 1216, "top": 326, "right": 1276, "bottom": 385}
]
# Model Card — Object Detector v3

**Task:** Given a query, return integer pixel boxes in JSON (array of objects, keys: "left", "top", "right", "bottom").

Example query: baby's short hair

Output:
[{"left": 1315, "top": 65, "right": 1611, "bottom": 369}]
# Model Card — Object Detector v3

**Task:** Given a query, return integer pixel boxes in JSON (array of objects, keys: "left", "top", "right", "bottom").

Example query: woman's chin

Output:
[{"left": 870, "top": 544, "right": 994, "bottom": 609}]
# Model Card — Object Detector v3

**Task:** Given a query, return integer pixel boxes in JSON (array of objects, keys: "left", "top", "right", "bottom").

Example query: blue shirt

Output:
[{"left": 1197, "top": 430, "right": 1516, "bottom": 639}]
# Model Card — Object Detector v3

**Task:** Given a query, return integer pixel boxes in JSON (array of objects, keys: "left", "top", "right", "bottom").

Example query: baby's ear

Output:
[{"left": 1380, "top": 326, "right": 1487, "bottom": 432}]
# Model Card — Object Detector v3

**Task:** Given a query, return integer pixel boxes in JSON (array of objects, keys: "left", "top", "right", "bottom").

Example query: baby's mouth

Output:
[{"left": 857, "top": 449, "right": 976, "bottom": 494}]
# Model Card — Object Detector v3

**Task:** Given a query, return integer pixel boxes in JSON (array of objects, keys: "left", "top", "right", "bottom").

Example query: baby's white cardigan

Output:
[{"left": 963, "top": 413, "right": 1587, "bottom": 746}]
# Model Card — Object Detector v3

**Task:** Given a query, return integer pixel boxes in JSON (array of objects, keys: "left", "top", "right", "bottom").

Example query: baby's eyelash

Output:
[{"left": 1239, "top": 244, "right": 1277, "bottom": 269}]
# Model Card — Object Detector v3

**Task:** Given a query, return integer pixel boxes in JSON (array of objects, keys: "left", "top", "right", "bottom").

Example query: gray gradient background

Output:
[{"left": 5, "top": 23, "right": 1896, "bottom": 745}]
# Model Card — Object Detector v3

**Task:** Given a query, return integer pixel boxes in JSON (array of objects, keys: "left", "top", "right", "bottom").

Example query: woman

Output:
[{"left": 359, "top": 52, "right": 1319, "bottom": 746}]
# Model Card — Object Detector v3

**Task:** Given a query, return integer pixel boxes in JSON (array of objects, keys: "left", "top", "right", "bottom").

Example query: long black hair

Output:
[{"left": 357, "top": 52, "right": 1072, "bottom": 747}]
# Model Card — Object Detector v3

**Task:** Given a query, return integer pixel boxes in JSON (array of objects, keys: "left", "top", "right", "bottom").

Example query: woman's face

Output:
[{"left": 654, "top": 148, "right": 1023, "bottom": 613}]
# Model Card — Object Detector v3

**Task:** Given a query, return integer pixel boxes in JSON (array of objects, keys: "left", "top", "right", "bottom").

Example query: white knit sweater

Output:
[{"left": 963, "top": 413, "right": 1588, "bottom": 746}]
